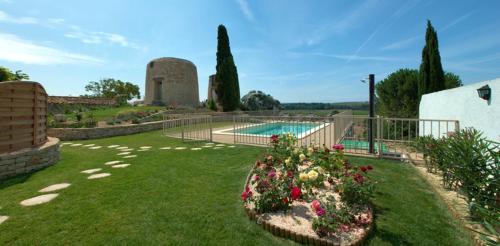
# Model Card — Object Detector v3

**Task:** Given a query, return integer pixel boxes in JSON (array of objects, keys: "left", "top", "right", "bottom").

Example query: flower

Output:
[
  {"left": 354, "top": 173, "right": 364, "bottom": 184},
  {"left": 268, "top": 171, "right": 276, "bottom": 178},
  {"left": 267, "top": 155, "right": 273, "bottom": 161},
  {"left": 307, "top": 170, "right": 319, "bottom": 181},
  {"left": 360, "top": 166, "right": 368, "bottom": 172},
  {"left": 367, "top": 165, "right": 373, "bottom": 171},
  {"left": 282, "top": 197, "right": 289, "bottom": 204},
  {"left": 291, "top": 187, "right": 301, "bottom": 200},
  {"left": 271, "top": 134, "right": 279, "bottom": 143},
  {"left": 253, "top": 175, "right": 260, "bottom": 181},
  {"left": 293, "top": 148, "right": 300, "bottom": 154},
  {"left": 299, "top": 154, "right": 306, "bottom": 161},
  {"left": 299, "top": 172, "right": 309, "bottom": 182},
  {"left": 315, "top": 207, "right": 326, "bottom": 216},
  {"left": 307, "top": 147, "right": 314, "bottom": 155},
  {"left": 332, "top": 144, "right": 344, "bottom": 151},
  {"left": 315, "top": 166, "right": 325, "bottom": 174},
  {"left": 339, "top": 224, "right": 350, "bottom": 232},
  {"left": 311, "top": 200, "right": 321, "bottom": 211},
  {"left": 241, "top": 190, "right": 251, "bottom": 201},
  {"left": 287, "top": 170, "right": 294, "bottom": 178},
  {"left": 285, "top": 157, "right": 291, "bottom": 166}
]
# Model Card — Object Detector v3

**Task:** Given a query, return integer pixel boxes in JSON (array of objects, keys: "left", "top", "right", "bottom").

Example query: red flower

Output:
[
  {"left": 282, "top": 197, "right": 289, "bottom": 204},
  {"left": 253, "top": 175, "right": 260, "bottom": 181},
  {"left": 271, "top": 134, "right": 279, "bottom": 143},
  {"left": 315, "top": 207, "right": 326, "bottom": 216},
  {"left": 360, "top": 166, "right": 368, "bottom": 172},
  {"left": 367, "top": 165, "right": 373, "bottom": 171},
  {"left": 291, "top": 187, "right": 301, "bottom": 200},
  {"left": 241, "top": 191, "right": 249, "bottom": 201},
  {"left": 354, "top": 173, "right": 364, "bottom": 184},
  {"left": 268, "top": 171, "right": 276, "bottom": 178},
  {"left": 332, "top": 144, "right": 344, "bottom": 150},
  {"left": 287, "top": 170, "right": 294, "bottom": 178},
  {"left": 324, "top": 147, "right": 330, "bottom": 153},
  {"left": 311, "top": 200, "right": 321, "bottom": 211}
]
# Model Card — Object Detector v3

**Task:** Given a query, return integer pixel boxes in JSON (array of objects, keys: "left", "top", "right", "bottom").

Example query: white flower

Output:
[{"left": 299, "top": 154, "right": 306, "bottom": 161}]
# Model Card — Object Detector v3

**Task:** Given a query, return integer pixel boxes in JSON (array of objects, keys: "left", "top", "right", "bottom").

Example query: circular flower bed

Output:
[{"left": 242, "top": 134, "right": 375, "bottom": 245}]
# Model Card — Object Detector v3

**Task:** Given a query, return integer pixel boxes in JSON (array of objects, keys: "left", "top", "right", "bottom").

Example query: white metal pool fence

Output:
[{"left": 161, "top": 111, "right": 459, "bottom": 160}]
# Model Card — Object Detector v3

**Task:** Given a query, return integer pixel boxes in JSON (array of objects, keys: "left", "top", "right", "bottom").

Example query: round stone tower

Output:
[{"left": 144, "top": 57, "right": 199, "bottom": 107}]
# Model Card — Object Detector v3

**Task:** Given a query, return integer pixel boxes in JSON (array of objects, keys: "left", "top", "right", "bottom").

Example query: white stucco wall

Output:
[{"left": 419, "top": 78, "right": 500, "bottom": 142}]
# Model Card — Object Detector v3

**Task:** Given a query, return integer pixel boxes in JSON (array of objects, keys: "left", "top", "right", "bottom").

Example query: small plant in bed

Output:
[{"left": 242, "top": 134, "right": 375, "bottom": 243}]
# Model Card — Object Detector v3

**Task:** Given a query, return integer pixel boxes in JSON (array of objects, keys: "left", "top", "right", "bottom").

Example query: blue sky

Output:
[{"left": 0, "top": 0, "right": 499, "bottom": 102}]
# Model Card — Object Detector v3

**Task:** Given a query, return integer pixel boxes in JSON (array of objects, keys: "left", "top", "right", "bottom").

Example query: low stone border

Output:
[
  {"left": 47, "top": 121, "right": 163, "bottom": 141},
  {"left": 242, "top": 167, "right": 373, "bottom": 246},
  {"left": 0, "top": 137, "right": 60, "bottom": 179}
]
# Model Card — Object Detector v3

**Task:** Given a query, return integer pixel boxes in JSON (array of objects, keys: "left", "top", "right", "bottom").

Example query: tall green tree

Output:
[
  {"left": 84, "top": 78, "right": 140, "bottom": 105},
  {"left": 215, "top": 25, "right": 240, "bottom": 111},
  {"left": 444, "top": 71, "right": 463, "bottom": 89},
  {"left": 419, "top": 20, "right": 445, "bottom": 99}
]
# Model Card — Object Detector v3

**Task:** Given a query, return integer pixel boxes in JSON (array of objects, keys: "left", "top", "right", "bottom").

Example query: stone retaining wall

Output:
[
  {"left": 0, "top": 137, "right": 60, "bottom": 180},
  {"left": 47, "top": 121, "right": 164, "bottom": 141}
]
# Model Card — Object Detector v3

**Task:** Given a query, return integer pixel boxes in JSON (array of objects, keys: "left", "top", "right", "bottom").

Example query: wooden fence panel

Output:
[{"left": 0, "top": 81, "right": 48, "bottom": 153}]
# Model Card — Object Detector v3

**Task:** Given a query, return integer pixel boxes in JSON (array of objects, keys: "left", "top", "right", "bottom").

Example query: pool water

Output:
[
  {"left": 341, "top": 140, "right": 389, "bottom": 153},
  {"left": 236, "top": 122, "right": 319, "bottom": 136}
]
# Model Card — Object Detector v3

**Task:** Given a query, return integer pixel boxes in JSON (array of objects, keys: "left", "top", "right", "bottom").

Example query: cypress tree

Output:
[
  {"left": 419, "top": 20, "right": 445, "bottom": 99},
  {"left": 215, "top": 25, "right": 240, "bottom": 111}
]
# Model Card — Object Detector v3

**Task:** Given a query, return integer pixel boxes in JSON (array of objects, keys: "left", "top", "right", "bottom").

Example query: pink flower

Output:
[
  {"left": 291, "top": 187, "right": 301, "bottom": 200},
  {"left": 311, "top": 200, "right": 321, "bottom": 211},
  {"left": 268, "top": 171, "right": 276, "bottom": 178},
  {"left": 354, "top": 173, "right": 364, "bottom": 184},
  {"left": 339, "top": 224, "right": 350, "bottom": 232},
  {"left": 254, "top": 175, "right": 260, "bottom": 181},
  {"left": 332, "top": 144, "right": 344, "bottom": 151},
  {"left": 241, "top": 191, "right": 249, "bottom": 201},
  {"left": 271, "top": 134, "right": 279, "bottom": 143},
  {"left": 282, "top": 197, "right": 289, "bottom": 204},
  {"left": 315, "top": 207, "right": 326, "bottom": 216}
]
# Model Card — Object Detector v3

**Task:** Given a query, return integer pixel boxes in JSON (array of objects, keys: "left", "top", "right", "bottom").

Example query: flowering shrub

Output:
[{"left": 242, "top": 133, "right": 375, "bottom": 237}]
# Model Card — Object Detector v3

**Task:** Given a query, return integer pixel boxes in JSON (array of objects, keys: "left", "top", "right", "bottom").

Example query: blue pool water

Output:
[{"left": 236, "top": 122, "right": 319, "bottom": 136}]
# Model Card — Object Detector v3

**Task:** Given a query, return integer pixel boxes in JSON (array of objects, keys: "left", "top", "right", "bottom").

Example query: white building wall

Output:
[{"left": 419, "top": 78, "right": 500, "bottom": 142}]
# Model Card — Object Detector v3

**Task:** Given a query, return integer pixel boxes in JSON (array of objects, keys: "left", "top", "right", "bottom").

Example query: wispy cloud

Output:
[
  {"left": 441, "top": 10, "right": 475, "bottom": 31},
  {"left": 64, "top": 26, "right": 144, "bottom": 50},
  {"left": 0, "top": 33, "right": 104, "bottom": 65},
  {"left": 0, "top": 10, "right": 38, "bottom": 24},
  {"left": 288, "top": 51, "right": 405, "bottom": 62},
  {"left": 236, "top": 0, "right": 255, "bottom": 22}
]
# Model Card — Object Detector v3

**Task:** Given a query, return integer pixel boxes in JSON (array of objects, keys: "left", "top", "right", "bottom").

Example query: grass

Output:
[
  {"left": 0, "top": 131, "right": 473, "bottom": 245},
  {"left": 84, "top": 105, "right": 165, "bottom": 121}
]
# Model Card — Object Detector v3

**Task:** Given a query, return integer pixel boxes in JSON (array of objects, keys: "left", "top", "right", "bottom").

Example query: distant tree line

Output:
[
  {"left": 83, "top": 78, "right": 140, "bottom": 106},
  {"left": 282, "top": 102, "right": 369, "bottom": 110}
]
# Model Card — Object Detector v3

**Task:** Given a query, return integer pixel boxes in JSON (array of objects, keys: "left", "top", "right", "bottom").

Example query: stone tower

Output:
[
  {"left": 144, "top": 57, "right": 199, "bottom": 107},
  {"left": 207, "top": 74, "right": 218, "bottom": 102}
]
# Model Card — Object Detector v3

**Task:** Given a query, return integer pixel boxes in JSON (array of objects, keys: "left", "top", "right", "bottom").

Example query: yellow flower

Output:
[
  {"left": 315, "top": 166, "right": 325, "bottom": 174},
  {"left": 308, "top": 170, "right": 319, "bottom": 181},
  {"left": 299, "top": 172, "right": 309, "bottom": 182},
  {"left": 285, "top": 157, "right": 292, "bottom": 166},
  {"left": 299, "top": 154, "right": 306, "bottom": 161},
  {"left": 293, "top": 148, "right": 300, "bottom": 155}
]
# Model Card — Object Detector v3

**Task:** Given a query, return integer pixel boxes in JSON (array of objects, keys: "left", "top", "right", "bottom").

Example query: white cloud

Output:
[
  {"left": 289, "top": 51, "right": 405, "bottom": 62},
  {"left": 381, "top": 35, "right": 420, "bottom": 51},
  {"left": 0, "top": 10, "right": 38, "bottom": 24},
  {"left": 0, "top": 33, "right": 104, "bottom": 65},
  {"left": 65, "top": 30, "right": 143, "bottom": 49},
  {"left": 236, "top": 0, "right": 255, "bottom": 22}
]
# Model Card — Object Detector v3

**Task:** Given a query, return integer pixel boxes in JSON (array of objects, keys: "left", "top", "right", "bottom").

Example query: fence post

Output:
[
  {"left": 209, "top": 116, "right": 213, "bottom": 142},
  {"left": 233, "top": 115, "right": 236, "bottom": 144},
  {"left": 181, "top": 118, "right": 185, "bottom": 142},
  {"left": 455, "top": 121, "right": 460, "bottom": 133},
  {"left": 377, "top": 116, "right": 382, "bottom": 158}
]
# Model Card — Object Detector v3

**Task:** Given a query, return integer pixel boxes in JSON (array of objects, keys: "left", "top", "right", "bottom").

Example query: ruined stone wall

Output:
[{"left": 48, "top": 96, "right": 117, "bottom": 106}]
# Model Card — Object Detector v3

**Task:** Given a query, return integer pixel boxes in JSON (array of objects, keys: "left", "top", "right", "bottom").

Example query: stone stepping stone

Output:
[
  {"left": 215, "top": 144, "right": 225, "bottom": 147},
  {"left": 105, "top": 160, "right": 122, "bottom": 165},
  {"left": 228, "top": 146, "right": 236, "bottom": 148},
  {"left": 191, "top": 148, "right": 202, "bottom": 150},
  {"left": 70, "top": 144, "right": 82, "bottom": 147},
  {"left": 0, "top": 215, "right": 8, "bottom": 225},
  {"left": 81, "top": 168, "right": 102, "bottom": 174},
  {"left": 140, "top": 146, "right": 152, "bottom": 149},
  {"left": 83, "top": 144, "right": 95, "bottom": 147},
  {"left": 213, "top": 147, "right": 222, "bottom": 149},
  {"left": 111, "top": 164, "right": 130, "bottom": 168},
  {"left": 89, "top": 146, "right": 102, "bottom": 149},
  {"left": 116, "top": 147, "right": 129, "bottom": 150},
  {"left": 20, "top": 194, "right": 59, "bottom": 206},
  {"left": 160, "top": 147, "right": 171, "bottom": 150},
  {"left": 120, "top": 148, "right": 134, "bottom": 152},
  {"left": 60, "top": 142, "right": 73, "bottom": 146},
  {"left": 205, "top": 143, "right": 214, "bottom": 145},
  {"left": 201, "top": 145, "right": 212, "bottom": 148},
  {"left": 107, "top": 145, "right": 120, "bottom": 148},
  {"left": 174, "top": 147, "right": 186, "bottom": 150},
  {"left": 39, "top": 183, "right": 71, "bottom": 193},
  {"left": 87, "top": 173, "right": 111, "bottom": 179},
  {"left": 117, "top": 152, "right": 131, "bottom": 156},
  {"left": 123, "top": 155, "right": 137, "bottom": 158}
]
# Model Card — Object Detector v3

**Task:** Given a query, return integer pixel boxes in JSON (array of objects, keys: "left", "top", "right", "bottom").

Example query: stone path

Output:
[
  {"left": 174, "top": 147, "right": 187, "bottom": 150},
  {"left": 117, "top": 152, "right": 131, "bottom": 156},
  {"left": 105, "top": 160, "right": 122, "bottom": 165},
  {"left": 215, "top": 144, "right": 225, "bottom": 147},
  {"left": 81, "top": 168, "right": 102, "bottom": 174},
  {"left": 70, "top": 144, "right": 82, "bottom": 147},
  {"left": 87, "top": 173, "right": 111, "bottom": 179},
  {"left": 140, "top": 146, "right": 152, "bottom": 149},
  {"left": 123, "top": 155, "right": 137, "bottom": 158},
  {"left": 111, "top": 164, "right": 130, "bottom": 168},
  {"left": 116, "top": 147, "right": 129, "bottom": 150},
  {"left": 107, "top": 145, "right": 120, "bottom": 148},
  {"left": 0, "top": 215, "right": 8, "bottom": 225},
  {"left": 39, "top": 183, "right": 71, "bottom": 193},
  {"left": 191, "top": 148, "right": 202, "bottom": 150},
  {"left": 228, "top": 146, "right": 236, "bottom": 148},
  {"left": 20, "top": 194, "right": 59, "bottom": 206},
  {"left": 138, "top": 149, "right": 149, "bottom": 152},
  {"left": 160, "top": 147, "right": 171, "bottom": 150},
  {"left": 83, "top": 144, "right": 95, "bottom": 147},
  {"left": 202, "top": 145, "right": 212, "bottom": 148},
  {"left": 213, "top": 147, "right": 222, "bottom": 149},
  {"left": 120, "top": 148, "right": 134, "bottom": 151},
  {"left": 89, "top": 146, "right": 102, "bottom": 149}
]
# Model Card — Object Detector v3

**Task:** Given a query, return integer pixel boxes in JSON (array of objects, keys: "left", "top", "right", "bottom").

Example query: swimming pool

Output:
[{"left": 235, "top": 122, "right": 320, "bottom": 137}]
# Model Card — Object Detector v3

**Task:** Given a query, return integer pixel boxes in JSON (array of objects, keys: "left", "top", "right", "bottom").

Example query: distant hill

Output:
[{"left": 282, "top": 102, "right": 369, "bottom": 110}]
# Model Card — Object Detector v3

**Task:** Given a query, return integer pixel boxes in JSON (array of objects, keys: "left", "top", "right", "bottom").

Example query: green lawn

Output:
[
  {"left": 0, "top": 131, "right": 472, "bottom": 245},
  {"left": 85, "top": 105, "right": 165, "bottom": 121}
]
